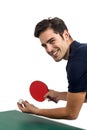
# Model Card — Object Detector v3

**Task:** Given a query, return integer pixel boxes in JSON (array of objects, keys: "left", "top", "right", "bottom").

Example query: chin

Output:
[{"left": 53, "top": 58, "right": 62, "bottom": 62}]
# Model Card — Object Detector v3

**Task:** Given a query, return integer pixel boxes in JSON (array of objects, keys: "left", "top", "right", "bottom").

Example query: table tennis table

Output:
[{"left": 0, "top": 110, "right": 84, "bottom": 130}]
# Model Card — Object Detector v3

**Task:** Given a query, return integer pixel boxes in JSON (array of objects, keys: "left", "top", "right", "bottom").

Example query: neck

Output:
[{"left": 64, "top": 38, "right": 74, "bottom": 60}]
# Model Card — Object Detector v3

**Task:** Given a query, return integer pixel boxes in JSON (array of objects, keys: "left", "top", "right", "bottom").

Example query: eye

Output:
[
  {"left": 41, "top": 44, "right": 47, "bottom": 48},
  {"left": 49, "top": 38, "right": 55, "bottom": 44}
]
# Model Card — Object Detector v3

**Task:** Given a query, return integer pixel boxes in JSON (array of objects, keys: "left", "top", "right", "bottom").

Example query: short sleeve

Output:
[{"left": 66, "top": 59, "right": 87, "bottom": 92}]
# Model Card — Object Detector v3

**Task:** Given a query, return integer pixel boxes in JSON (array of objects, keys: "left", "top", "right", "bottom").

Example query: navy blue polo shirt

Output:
[{"left": 66, "top": 41, "right": 87, "bottom": 94}]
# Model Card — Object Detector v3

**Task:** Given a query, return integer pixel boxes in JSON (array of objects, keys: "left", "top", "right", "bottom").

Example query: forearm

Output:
[{"left": 37, "top": 107, "right": 70, "bottom": 120}]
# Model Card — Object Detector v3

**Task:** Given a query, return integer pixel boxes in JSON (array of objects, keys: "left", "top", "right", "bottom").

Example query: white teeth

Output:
[{"left": 53, "top": 51, "right": 57, "bottom": 56}]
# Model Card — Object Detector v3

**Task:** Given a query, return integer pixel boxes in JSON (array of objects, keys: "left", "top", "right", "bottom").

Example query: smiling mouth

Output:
[{"left": 51, "top": 49, "right": 59, "bottom": 58}]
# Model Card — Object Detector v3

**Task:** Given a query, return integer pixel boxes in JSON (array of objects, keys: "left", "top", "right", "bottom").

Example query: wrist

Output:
[
  {"left": 35, "top": 108, "right": 40, "bottom": 115},
  {"left": 60, "top": 92, "right": 67, "bottom": 101}
]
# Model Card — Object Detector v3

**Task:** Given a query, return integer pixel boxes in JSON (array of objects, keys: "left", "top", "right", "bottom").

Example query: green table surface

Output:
[{"left": 0, "top": 110, "right": 84, "bottom": 130}]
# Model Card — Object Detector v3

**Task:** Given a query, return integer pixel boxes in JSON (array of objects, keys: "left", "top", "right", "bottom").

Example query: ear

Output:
[{"left": 62, "top": 30, "right": 70, "bottom": 41}]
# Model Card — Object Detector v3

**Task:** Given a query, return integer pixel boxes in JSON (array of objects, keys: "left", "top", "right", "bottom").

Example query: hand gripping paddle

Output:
[{"left": 29, "top": 80, "right": 57, "bottom": 103}]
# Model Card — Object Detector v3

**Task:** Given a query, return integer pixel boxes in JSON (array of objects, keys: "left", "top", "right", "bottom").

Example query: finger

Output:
[
  {"left": 44, "top": 92, "right": 50, "bottom": 99},
  {"left": 47, "top": 96, "right": 58, "bottom": 103},
  {"left": 17, "top": 102, "right": 25, "bottom": 111},
  {"left": 22, "top": 100, "right": 29, "bottom": 107},
  {"left": 17, "top": 102, "right": 23, "bottom": 108},
  {"left": 44, "top": 89, "right": 54, "bottom": 98},
  {"left": 24, "top": 100, "right": 29, "bottom": 103}
]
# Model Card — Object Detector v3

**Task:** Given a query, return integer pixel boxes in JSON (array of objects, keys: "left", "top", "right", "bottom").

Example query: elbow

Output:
[{"left": 66, "top": 113, "right": 79, "bottom": 120}]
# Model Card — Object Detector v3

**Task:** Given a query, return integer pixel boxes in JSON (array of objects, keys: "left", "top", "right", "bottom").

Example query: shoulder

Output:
[
  {"left": 66, "top": 41, "right": 87, "bottom": 83},
  {"left": 66, "top": 41, "right": 87, "bottom": 93},
  {"left": 67, "top": 41, "right": 87, "bottom": 69},
  {"left": 69, "top": 41, "right": 87, "bottom": 60}
]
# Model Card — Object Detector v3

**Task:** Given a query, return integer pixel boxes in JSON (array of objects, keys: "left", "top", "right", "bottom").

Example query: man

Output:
[{"left": 17, "top": 17, "right": 87, "bottom": 120}]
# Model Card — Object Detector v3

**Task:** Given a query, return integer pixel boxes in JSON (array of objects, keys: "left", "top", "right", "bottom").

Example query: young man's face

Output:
[{"left": 39, "top": 28, "right": 71, "bottom": 62}]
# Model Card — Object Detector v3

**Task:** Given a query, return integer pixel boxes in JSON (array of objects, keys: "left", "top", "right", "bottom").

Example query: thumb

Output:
[{"left": 44, "top": 92, "right": 50, "bottom": 99}]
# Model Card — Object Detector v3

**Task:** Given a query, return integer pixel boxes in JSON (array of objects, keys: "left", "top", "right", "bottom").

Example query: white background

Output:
[{"left": 0, "top": 0, "right": 87, "bottom": 129}]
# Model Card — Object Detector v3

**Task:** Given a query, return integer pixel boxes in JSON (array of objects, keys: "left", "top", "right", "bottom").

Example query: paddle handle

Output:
[{"left": 47, "top": 96, "right": 57, "bottom": 103}]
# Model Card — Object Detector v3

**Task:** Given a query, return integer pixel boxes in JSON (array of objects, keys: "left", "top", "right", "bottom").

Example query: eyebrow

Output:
[{"left": 42, "top": 37, "right": 54, "bottom": 45}]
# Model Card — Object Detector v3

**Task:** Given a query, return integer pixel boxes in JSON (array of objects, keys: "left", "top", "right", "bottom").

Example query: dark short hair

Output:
[{"left": 34, "top": 17, "right": 68, "bottom": 38}]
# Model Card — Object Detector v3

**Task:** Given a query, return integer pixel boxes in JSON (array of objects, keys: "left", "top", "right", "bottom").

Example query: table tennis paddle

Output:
[{"left": 29, "top": 80, "right": 57, "bottom": 103}]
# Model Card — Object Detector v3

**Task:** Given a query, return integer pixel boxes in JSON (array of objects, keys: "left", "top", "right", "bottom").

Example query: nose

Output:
[{"left": 46, "top": 44, "right": 53, "bottom": 53}]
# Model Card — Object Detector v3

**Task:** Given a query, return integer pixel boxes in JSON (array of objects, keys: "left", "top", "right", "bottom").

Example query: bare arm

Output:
[
  {"left": 17, "top": 92, "right": 86, "bottom": 120},
  {"left": 37, "top": 92, "right": 86, "bottom": 119}
]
